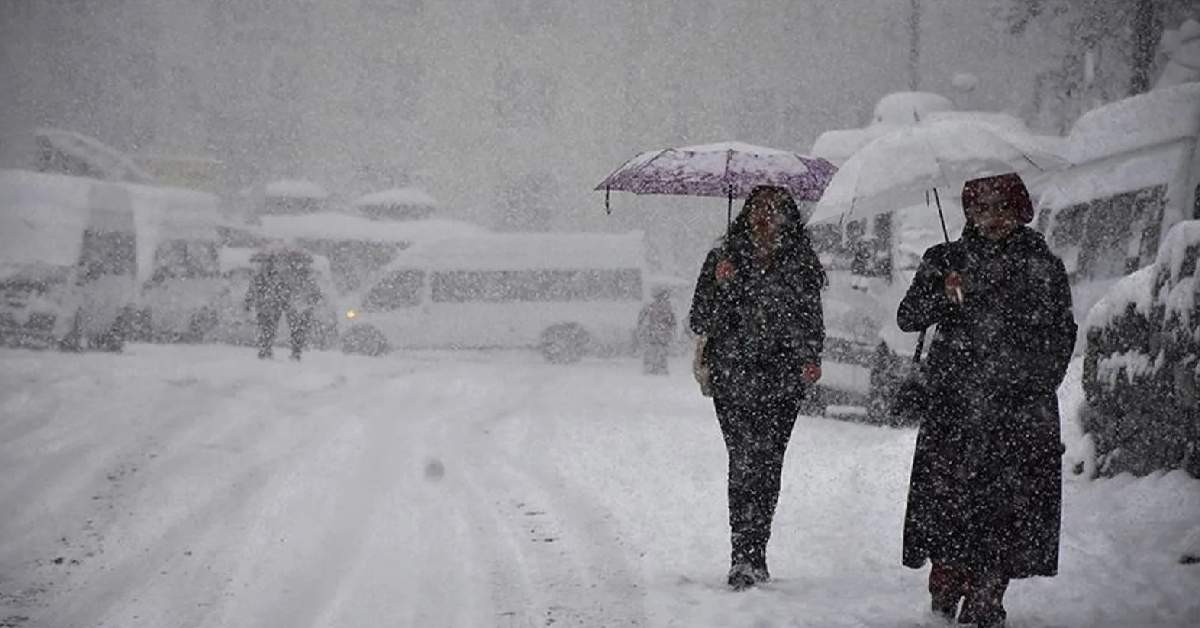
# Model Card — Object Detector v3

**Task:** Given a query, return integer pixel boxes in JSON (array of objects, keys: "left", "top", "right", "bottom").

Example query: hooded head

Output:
[
  {"left": 730, "top": 186, "right": 806, "bottom": 252},
  {"left": 961, "top": 172, "right": 1034, "bottom": 225}
]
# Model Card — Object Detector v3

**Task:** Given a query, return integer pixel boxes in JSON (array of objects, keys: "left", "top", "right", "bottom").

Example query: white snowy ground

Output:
[{"left": 1, "top": 346, "right": 1198, "bottom": 628}]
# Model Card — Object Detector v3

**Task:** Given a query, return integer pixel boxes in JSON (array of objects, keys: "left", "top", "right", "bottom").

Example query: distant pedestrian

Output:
[
  {"left": 688, "top": 185, "right": 825, "bottom": 590},
  {"left": 898, "top": 173, "right": 1076, "bottom": 628},
  {"left": 637, "top": 288, "right": 676, "bottom": 375},
  {"left": 245, "top": 249, "right": 323, "bottom": 360}
]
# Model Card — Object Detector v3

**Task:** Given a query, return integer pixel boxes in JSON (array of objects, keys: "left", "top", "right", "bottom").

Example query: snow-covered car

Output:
[
  {"left": 813, "top": 200, "right": 968, "bottom": 423},
  {"left": 0, "top": 171, "right": 143, "bottom": 350},
  {"left": 0, "top": 169, "right": 283, "bottom": 350},
  {"left": 341, "top": 232, "right": 649, "bottom": 362},
  {"left": 1081, "top": 220, "right": 1200, "bottom": 478}
]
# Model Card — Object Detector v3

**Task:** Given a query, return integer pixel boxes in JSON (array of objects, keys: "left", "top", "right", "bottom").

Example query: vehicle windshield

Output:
[{"left": 152, "top": 239, "right": 220, "bottom": 280}]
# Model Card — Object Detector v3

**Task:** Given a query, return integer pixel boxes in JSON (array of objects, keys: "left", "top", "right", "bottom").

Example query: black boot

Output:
[
  {"left": 749, "top": 545, "right": 770, "bottom": 583},
  {"left": 959, "top": 576, "right": 1007, "bottom": 627},
  {"left": 929, "top": 563, "right": 968, "bottom": 622},
  {"left": 726, "top": 563, "right": 755, "bottom": 591}
]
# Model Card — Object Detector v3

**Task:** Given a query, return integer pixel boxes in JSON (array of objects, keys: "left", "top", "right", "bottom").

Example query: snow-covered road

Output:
[{"left": 1, "top": 346, "right": 1198, "bottom": 627}]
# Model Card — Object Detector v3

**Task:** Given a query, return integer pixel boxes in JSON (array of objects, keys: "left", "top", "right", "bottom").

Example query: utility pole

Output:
[{"left": 908, "top": 0, "right": 921, "bottom": 91}]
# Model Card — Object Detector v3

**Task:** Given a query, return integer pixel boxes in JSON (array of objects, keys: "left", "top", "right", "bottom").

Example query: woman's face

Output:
[
  {"left": 966, "top": 187, "right": 1020, "bottom": 241},
  {"left": 748, "top": 196, "right": 785, "bottom": 250}
]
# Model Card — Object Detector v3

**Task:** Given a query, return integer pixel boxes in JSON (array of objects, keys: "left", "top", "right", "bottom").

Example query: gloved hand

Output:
[
  {"left": 801, "top": 363, "right": 822, "bottom": 384},
  {"left": 944, "top": 272, "right": 965, "bottom": 305}
]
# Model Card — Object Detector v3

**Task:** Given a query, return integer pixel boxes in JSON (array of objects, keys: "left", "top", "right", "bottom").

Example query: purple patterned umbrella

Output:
[{"left": 596, "top": 141, "right": 838, "bottom": 220}]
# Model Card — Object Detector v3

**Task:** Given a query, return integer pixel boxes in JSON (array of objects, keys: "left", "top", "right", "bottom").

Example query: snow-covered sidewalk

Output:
[{"left": 1, "top": 345, "right": 1197, "bottom": 627}]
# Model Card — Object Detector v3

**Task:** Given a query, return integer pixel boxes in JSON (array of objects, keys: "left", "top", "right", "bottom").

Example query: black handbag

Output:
[{"left": 889, "top": 327, "right": 931, "bottom": 424}]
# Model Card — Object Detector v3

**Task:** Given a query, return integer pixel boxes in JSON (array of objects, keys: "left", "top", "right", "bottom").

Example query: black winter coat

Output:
[
  {"left": 899, "top": 225, "right": 1076, "bottom": 578},
  {"left": 689, "top": 235, "right": 825, "bottom": 402}
]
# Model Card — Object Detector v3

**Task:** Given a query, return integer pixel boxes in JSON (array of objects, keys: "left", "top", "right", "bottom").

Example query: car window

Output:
[{"left": 363, "top": 269, "right": 425, "bottom": 310}]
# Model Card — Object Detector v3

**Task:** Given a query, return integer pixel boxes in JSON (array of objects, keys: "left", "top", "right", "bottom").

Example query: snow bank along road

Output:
[{"left": 1, "top": 345, "right": 1198, "bottom": 627}]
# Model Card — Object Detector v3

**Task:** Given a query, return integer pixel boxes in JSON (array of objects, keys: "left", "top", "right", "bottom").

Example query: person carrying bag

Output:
[
  {"left": 897, "top": 173, "right": 1076, "bottom": 628},
  {"left": 688, "top": 185, "right": 825, "bottom": 591}
]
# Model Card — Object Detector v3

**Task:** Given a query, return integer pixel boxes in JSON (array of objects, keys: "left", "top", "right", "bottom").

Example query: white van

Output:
[
  {"left": 341, "top": 232, "right": 649, "bottom": 362},
  {"left": 0, "top": 168, "right": 235, "bottom": 348},
  {"left": 1036, "top": 82, "right": 1200, "bottom": 322}
]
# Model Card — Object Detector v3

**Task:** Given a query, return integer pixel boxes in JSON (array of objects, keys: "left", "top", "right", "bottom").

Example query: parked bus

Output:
[
  {"left": 340, "top": 232, "right": 649, "bottom": 362},
  {"left": 258, "top": 211, "right": 486, "bottom": 295}
]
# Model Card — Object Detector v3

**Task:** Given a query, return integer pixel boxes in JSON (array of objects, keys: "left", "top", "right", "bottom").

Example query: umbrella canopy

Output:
[
  {"left": 809, "top": 119, "right": 1069, "bottom": 225},
  {"left": 596, "top": 141, "right": 837, "bottom": 207}
]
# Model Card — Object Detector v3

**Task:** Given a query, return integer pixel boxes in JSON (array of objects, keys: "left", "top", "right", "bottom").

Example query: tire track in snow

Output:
[
  {"left": 30, "top": 378, "right": 347, "bottom": 628},
  {"left": 447, "top": 369, "right": 646, "bottom": 626}
]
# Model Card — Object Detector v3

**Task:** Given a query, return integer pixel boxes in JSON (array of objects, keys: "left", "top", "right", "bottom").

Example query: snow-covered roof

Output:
[
  {"left": 264, "top": 179, "right": 329, "bottom": 199},
  {"left": 1040, "top": 142, "right": 1187, "bottom": 210},
  {"left": 383, "top": 232, "right": 647, "bottom": 272},
  {"left": 352, "top": 187, "right": 438, "bottom": 208},
  {"left": 260, "top": 212, "right": 485, "bottom": 244},
  {"left": 810, "top": 125, "right": 899, "bottom": 165},
  {"left": 872, "top": 92, "right": 954, "bottom": 125},
  {"left": 34, "top": 127, "right": 156, "bottom": 184},
  {"left": 924, "top": 110, "right": 1030, "bottom": 133},
  {"left": 1068, "top": 82, "right": 1200, "bottom": 164}
]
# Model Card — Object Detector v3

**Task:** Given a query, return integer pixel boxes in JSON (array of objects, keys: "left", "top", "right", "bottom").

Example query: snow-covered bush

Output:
[{"left": 1082, "top": 221, "right": 1200, "bottom": 477}]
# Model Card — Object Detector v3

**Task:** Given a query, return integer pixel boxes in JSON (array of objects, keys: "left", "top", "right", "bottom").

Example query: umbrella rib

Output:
[
  {"left": 975, "top": 123, "right": 1060, "bottom": 171},
  {"left": 915, "top": 129, "right": 957, "bottom": 194},
  {"left": 624, "top": 149, "right": 673, "bottom": 192}
]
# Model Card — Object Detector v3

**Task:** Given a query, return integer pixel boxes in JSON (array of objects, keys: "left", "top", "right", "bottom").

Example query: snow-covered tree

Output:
[{"left": 995, "top": 0, "right": 1195, "bottom": 133}]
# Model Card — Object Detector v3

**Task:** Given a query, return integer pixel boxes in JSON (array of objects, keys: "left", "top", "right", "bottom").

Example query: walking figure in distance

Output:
[
  {"left": 637, "top": 287, "right": 677, "bottom": 375},
  {"left": 245, "top": 249, "right": 323, "bottom": 361}
]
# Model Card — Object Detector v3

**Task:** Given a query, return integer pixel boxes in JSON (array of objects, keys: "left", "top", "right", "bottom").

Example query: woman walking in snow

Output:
[
  {"left": 688, "top": 185, "right": 825, "bottom": 590},
  {"left": 898, "top": 173, "right": 1076, "bottom": 627}
]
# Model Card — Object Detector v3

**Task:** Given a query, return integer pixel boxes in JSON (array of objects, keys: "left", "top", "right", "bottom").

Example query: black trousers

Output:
[
  {"left": 714, "top": 393, "right": 802, "bottom": 568},
  {"left": 256, "top": 307, "right": 310, "bottom": 356}
]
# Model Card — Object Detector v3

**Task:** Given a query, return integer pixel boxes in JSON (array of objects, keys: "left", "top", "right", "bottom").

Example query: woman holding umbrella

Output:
[
  {"left": 897, "top": 173, "right": 1076, "bottom": 627},
  {"left": 688, "top": 185, "right": 825, "bottom": 591}
]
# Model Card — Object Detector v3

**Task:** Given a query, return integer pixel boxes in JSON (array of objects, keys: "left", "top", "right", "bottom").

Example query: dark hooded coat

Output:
[{"left": 898, "top": 224, "right": 1076, "bottom": 578}]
